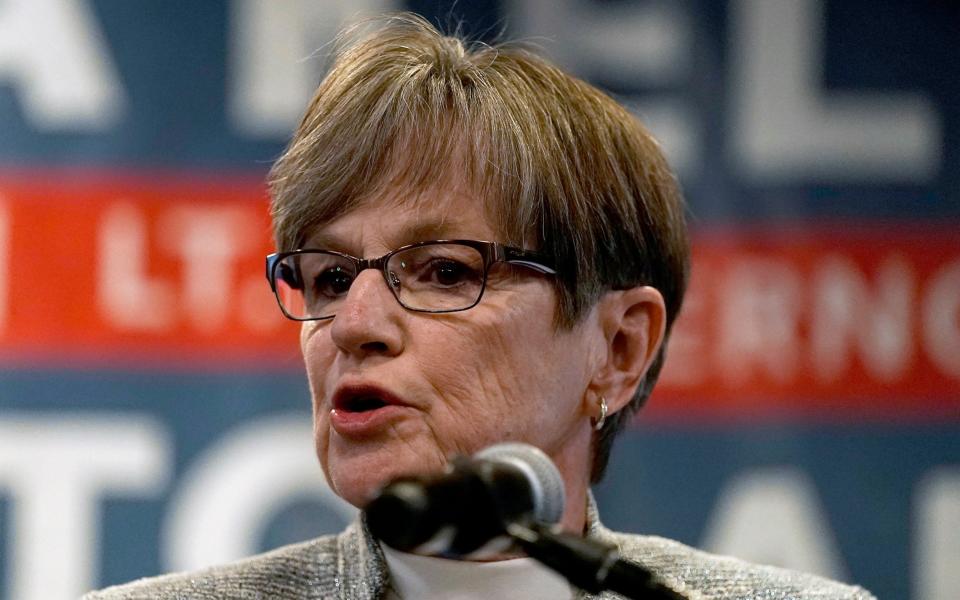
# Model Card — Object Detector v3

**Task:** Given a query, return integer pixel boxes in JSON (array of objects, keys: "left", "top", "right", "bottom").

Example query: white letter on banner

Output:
[
  {"left": 505, "top": 0, "right": 696, "bottom": 174},
  {"left": 811, "top": 255, "right": 914, "bottom": 382},
  {"left": 158, "top": 206, "right": 251, "bottom": 332},
  {"left": 97, "top": 203, "right": 176, "bottom": 331},
  {"left": 717, "top": 258, "right": 803, "bottom": 385},
  {"left": 658, "top": 280, "right": 707, "bottom": 387},
  {"left": 0, "top": 415, "right": 170, "bottom": 600},
  {"left": 915, "top": 468, "right": 960, "bottom": 600},
  {"left": 923, "top": 259, "right": 960, "bottom": 379},
  {"left": 729, "top": 0, "right": 939, "bottom": 182},
  {"left": 0, "top": 0, "right": 125, "bottom": 130},
  {"left": 702, "top": 468, "right": 848, "bottom": 580},
  {"left": 162, "top": 414, "right": 355, "bottom": 572},
  {"left": 228, "top": 0, "right": 396, "bottom": 137}
]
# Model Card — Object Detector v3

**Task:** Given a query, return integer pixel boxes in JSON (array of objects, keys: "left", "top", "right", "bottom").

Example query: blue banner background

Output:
[{"left": 1, "top": 2, "right": 957, "bottom": 599}]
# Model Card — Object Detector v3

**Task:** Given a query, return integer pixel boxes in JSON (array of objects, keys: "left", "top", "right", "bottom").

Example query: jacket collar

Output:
[{"left": 334, "top": 491, "right": 611, "bottom": 599}]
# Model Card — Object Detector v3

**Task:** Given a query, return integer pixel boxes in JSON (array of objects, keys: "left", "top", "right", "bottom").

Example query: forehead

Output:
[{"left": 303, "top": 187, "right": 501, "bottom": 251}]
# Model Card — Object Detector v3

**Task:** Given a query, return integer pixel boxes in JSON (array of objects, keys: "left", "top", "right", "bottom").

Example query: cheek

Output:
[
  {"left": 482, "top": 304, "right": 597, "bottom": 418},
  {"left": 434, "top": 310, "right": 534, "bottom": 387},
  {"left": 301, "top": 323, "right": 335, "bottom": 399},
  {"left": 423, "top": 298, "right": 585, "bottom": 431},
  {"left": 300, "top": 323, "right": 335, "bottom": 471},
  {"left": 475, "top": 300, "right": 570, "bottom": 383}
]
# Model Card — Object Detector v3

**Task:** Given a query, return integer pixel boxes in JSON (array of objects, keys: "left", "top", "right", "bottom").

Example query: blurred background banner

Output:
[{"left": 0, "top": 1, "right": 956, "bottom": 599}]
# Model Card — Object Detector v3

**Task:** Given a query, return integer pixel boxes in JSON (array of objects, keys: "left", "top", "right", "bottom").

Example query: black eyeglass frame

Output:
[{"left": 265, "top": 239, "right": 557, "bottom": 321}]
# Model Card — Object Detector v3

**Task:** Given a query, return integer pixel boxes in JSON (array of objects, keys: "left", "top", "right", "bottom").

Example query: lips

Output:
[{"left": 329, "top": 383, "right": 412, "bottom": 437}]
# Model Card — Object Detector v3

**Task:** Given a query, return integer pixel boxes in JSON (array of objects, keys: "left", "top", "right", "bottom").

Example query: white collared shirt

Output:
[{"left": 381, "top": 544, "right": 574, "bottom": 600}]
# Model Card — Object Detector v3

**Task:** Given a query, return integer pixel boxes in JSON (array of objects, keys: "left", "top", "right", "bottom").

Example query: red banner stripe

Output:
[{"left": 1, "top": 172, "right": 958, "bottom": 419}]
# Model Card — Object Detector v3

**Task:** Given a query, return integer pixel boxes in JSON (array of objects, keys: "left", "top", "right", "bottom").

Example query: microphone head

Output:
[
  {"left": 475, "top": 442, "right": 565, "bottom": 526},
  {"left": 365, "top": 442, "right": 567, "bottom": 556}
]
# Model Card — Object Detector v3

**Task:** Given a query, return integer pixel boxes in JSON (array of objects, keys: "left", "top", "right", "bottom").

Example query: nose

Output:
[{"left": 329, "top": 268, "right": 404, "bottom": 357}]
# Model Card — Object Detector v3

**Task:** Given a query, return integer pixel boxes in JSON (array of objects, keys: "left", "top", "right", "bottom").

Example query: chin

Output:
[{"left": 321, "top": 438, "right": 446, "bottom": 509}]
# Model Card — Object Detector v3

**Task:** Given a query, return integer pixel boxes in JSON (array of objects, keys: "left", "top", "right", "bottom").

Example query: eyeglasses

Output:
[{"left": 266, "top": 240, "right": 556, "bottom": 321}]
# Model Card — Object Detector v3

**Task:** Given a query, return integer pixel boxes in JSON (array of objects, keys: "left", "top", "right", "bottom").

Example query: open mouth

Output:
[
  {"left": 330, "top": 385, "right": 407, "bottom": 433},
  {"left": 332, "top": 384, "right": 407, "bottom": 420},
  {"left": 341, "top": 395, "right": 389, "bottom": 413}
]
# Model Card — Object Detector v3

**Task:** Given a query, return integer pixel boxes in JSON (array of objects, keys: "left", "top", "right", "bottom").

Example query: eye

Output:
[
  {"left": 314, "top": 266, "right": 354, "bottom": 297},
  {"left": 278, "top": 263, "right": 302, "bottom": 289},
  {"left": 425, "top": 258, "right": 485, "bottom": 288},
  {"left": 430, "top": 259, "right": 471, "bottom": 286},
  {"left": 392, "top": 244, "right": 485, "bottom": 291}
]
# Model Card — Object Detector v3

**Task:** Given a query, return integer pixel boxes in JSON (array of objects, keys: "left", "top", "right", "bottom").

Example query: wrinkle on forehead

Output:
[{"left": 302, "top": 183, "right": 503, "bottom": 252}]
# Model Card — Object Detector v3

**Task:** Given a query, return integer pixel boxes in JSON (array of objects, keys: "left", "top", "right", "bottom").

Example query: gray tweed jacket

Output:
[{"left": 84, "top": 498, "right": 875, "bottom": 600}]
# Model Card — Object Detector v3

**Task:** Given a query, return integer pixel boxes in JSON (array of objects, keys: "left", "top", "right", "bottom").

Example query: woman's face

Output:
[{"left": 300, "top": 188, "right": 605, "bottom": 509}]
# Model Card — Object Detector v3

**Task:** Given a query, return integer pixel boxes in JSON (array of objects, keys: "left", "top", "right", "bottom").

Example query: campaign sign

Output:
[{"left": 0, "top": 2, "right": 957, "bottom": 600}]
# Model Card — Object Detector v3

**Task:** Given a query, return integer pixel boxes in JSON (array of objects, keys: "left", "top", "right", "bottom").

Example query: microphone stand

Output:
[{"left": 506, "top": 522, "right": 687, "bottom": 600}]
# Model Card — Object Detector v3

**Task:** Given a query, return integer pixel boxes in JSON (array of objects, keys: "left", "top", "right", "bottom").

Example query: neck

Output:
[
  {"left": 548, "top": 422, "right": 595, "bottom": 536},
  {"left": 443, "top": 425, "right": 595, "bottom": 562}
]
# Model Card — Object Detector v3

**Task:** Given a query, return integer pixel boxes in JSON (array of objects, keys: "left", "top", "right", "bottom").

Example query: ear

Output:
[{"left": 587, "top": 286, "right": 667, "bottom": 416}]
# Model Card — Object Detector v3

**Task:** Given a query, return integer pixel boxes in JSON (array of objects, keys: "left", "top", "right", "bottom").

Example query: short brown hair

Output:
[{"left": 269, "top": 13, "right": 689, "bottom": 482}]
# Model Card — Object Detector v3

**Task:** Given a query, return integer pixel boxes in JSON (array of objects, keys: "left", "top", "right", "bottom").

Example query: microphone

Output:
[
  {"left": 366, "top": 442, "right": 687, "bottom": 599},
  {"left": 364, "top": 442, "right": 565, "bottom": 557}
]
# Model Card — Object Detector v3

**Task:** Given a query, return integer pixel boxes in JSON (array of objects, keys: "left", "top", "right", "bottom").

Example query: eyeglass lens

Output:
[{"left": 274, "top": 243, "right": 487, "bottom": 319}]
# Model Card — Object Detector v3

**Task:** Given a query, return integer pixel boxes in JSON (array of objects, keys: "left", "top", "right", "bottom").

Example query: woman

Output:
[{"left": 87, "top": 14, "right": 874, "bottom": 600}]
